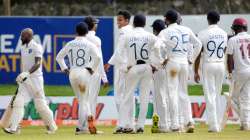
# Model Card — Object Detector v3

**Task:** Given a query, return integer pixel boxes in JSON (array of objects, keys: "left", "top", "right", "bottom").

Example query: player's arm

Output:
[
  {"left": 189, "top": 29, "right": 202, "bottom": 62},
  {"left": 97, "top": 39, "right": 109, "bottom": 85},
  {"left": 29, "top": 57, "right": 41, "bottom": 74},
  {"left": 194, "top": 48, "right": 203, "bottom": 83},
  {"left": 226, "top": 39, "right": 234, "bottom": 79},
  {"left": 87, "top": 44, "right": 101, "bottom": 74},
  {"left": 56, "top": 44, "right": 70, "bottom": 75}
]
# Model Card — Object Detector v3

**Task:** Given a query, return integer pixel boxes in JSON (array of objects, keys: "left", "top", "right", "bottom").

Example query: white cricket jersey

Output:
[
  {"left": 108, "top": 25, "right": 133, "bottom": 66},
  {"left": 56, "top": 36, "right": 101, "bottom": 72},
  {"left": 86, "top": 31, "right": 108, "bottom": 83},
  {"left": 198, "top": 25, "right": 228, "bottom": 63},
  {"left": 21, "top": 39, "right": 43, "bottom": 77},
  {"left": 226, "top": 32, "right": 250, "bottom": 74},
  {"left": 158, "top": 23, "right": 202, "bottom": 64},
  {"left": 118, "top": 27, "right": 160, "bottom": 66}
]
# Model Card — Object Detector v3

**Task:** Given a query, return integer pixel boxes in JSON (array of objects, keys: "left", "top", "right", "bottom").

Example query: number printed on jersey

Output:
[
  {"left": 206, "top": 40, "right": 225, "bottom": 59},
  {"left": 129, "top": 42, "right": 149, "bottom": 61},
  {"left": 240, "top": 42, "right": 250, "bottom": 59},
  {"left": 170, "top": 34, "right": 189, "bottom": 53},
  {"left": 68, "top": 48, "right": 86, "bottom": 67}
]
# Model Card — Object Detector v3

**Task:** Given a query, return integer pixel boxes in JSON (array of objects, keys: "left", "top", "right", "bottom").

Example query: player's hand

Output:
[
  {"left": 194, "top": 73, "right": 200, "bottom": 83},
  {"left": 228, "top": 73, "right": 233, "bottom": 80},
  {"left": 150, "top": 65, "right": 157, "bottom": 73},
  {"left": 16, "top": 72, "right": 30, "bottom": 83},
  {"left": 63, "top": 69, "right": 70, "bottom": 75},
  {"left": 162, "top": 59, "right": 169, "bottom": 67},
  {"left": 103, "top": 82, "right": 109, "bottom": 88},
  {"left": 127, "top": 66, "right": 132, "bottom": 72},
  {"left": 86, "top": 67, "right": 94, "bottom": 75},
  {"left": 104, "top": 64, "right": 111, "bottom": 72}
]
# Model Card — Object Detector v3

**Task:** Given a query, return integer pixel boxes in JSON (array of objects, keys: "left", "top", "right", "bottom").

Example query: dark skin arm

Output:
[
  {"left": 194, "top": 49, "right": 202, "bottom": 83},
  {"left": 227, "top": 54, "right": 234, "bottom": 74},
  {"left": 29, "top": 57, "right": 41, "bottom": 74}
]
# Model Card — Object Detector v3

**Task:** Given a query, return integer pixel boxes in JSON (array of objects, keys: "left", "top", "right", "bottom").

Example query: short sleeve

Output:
[
  {"left": 34, "top": 44, "right": 43, "bottom": 58},
  {"left": 226, "top": 38, "right": 234, "bottom": 55}
]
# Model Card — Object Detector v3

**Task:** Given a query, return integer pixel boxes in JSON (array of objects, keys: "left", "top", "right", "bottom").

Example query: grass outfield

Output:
[
  {"left": 0, "top": 125, "right": 249, "bottom": 140},
  {"left": 0, "top": 84, "right": 229, "bottom": 96}
]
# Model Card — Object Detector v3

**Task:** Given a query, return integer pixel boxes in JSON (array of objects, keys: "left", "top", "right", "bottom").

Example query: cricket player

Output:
[
  {"left": 150, "top": 19, "right": 170, "bottom": 133},
  {"left": 194, "top": 11, "right": 227, "bottom": 132},
  {"left": 227, "top": 18, "right": 250, "bottom": 130},
  {"left": 104, "top": 10, "right": 133, "bottom": 133},
  {"left": 118, "top": 14, "right": 161, "bottom": 133},
  {"left": 159, "top": 10, "right": 202, "bottom": 132},
  {"left": 3, "top": 28, "right": 57, "bottom": 134},
  {"left": 56, "top": 22, "right": 101, "bottom": 134},
  {"left": 83, "top": 16, "right": 109, "bottom": 117}
]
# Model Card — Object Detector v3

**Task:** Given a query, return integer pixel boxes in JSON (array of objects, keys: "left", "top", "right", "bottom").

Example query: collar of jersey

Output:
[
  {"left": 208, "top": 24, "right": 218, "bottom": 28},
  {"left": 237, "top": 32, "right": 248, "bottom": 36},
  {"left": 88, "top": 31, "right": 96, "bottom": 35},
  {"left": 134, "top": 27, "right": 144, "bottom": 31},
  {"left": 75, "top": 36, "right": 85, "bottom": 40},
  {"left": 168, "top": 23, "right": 178, "bottom": 27}
]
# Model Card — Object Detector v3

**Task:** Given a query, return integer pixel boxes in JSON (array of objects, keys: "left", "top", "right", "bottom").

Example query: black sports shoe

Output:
[
  {"left": 136, "top": 128, "right": 144, "bottom": 133},
  {"left": 113, "top": 127, "right": 124, "bottom": 134},
  {"left": 123, "top": 128, "right": 135, "bottom": 134}
]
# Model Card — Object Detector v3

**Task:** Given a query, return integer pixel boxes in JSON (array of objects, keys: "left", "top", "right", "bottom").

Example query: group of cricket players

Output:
[{"left": 2, "top": 9, "right": 250, "bottom": 135}]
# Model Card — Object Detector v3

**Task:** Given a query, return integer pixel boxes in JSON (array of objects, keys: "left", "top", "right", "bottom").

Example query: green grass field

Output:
[
  {"left": 0, "top": 84, "right": 229, "bottom": 96},
  {"left": 0, "top": 125, "right": 249, "bottom": 140}
]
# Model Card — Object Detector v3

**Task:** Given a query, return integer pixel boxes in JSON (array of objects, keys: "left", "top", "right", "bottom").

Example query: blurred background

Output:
[{"left": 1, "top": 0, "right": 250, "bottom": 16}]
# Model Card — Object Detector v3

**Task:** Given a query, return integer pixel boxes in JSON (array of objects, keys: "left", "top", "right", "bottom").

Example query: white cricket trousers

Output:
[
  {"left": 165, "top": 60, "right": 193, "bottom": 129},
  {"left": 69, "top": 68, "right": 91, "bottom": 130},
  {"left": 233, "top": 72, "right": 250, "bottom": 129},
  {"left": 202, "top": 62, "right": 225, "bottom": 131},
  {"left": 9, "top": 76, "right": 57, "bottom": 131},
  {"left": 88, "top": 73, "right": 101, "bottom": 117},
  {"left": 114, "top": 68, "right": 126, "bottom": 127},
  {"left": 153, "top": 68, "right": 169, "bottom": 129},
  {"left": 120, "top": 64, "right": 152, "bottom": 129}
]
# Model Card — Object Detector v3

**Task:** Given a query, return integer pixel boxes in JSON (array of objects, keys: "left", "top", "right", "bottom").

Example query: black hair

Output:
[
  {"left": 76, "top": 22, "right": 88, "bottom": 36},
  {"left": 133, "top": 14, "right": 146, "bottom": 27},
  {"left": 231, "top": 25, "right": 248, "bottom": 32},
  {"left": 164, "top": 9, "right": 178, "bottom": 24},
  {"left": 117, "top": 10, "right": 131, "bottom": 21},
  {"left": 207, "top": 10, "right": 220, "bottom": 24},
  {"left": 83, "top": 16, "right": 98, "bottom": 30}
]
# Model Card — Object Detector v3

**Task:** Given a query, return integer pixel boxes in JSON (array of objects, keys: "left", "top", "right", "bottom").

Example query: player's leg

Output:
[
  {"left": 88, "top": 73, "right": 102, "bottom": 117},
  {"left": 5, "top": 84, "right": 26, "bottom": 133},
  {"left": 120, "top": 65, "right": 141, "bottom": 133},
  {"left": 202, "top": 63, "right": 219, "bottom": 132},
  {"left": 239, "top": 77, "right": 250, "bottom": 130},
  {"left": 165, "top": 61, "right": 180, "bottom": 131},
  {"left": 69, "top": 69, "right": 94, "bottom": 134},
  {"left": 152, "top": 69, "right": 169, "bottom": 132},
  {"left": 30, "top": 77, "right": 57, "bottom": 134},
  {"left": 214, "top": 63, "right": 225, "bottom": 130},
  {"left": 136, "top": 65, "right": 153, "bottom": 133},
  {"left": 114, "top": 69, "right": 126, "bottom": 131},
  {"left": 178, "top": 63, "right": 194, "bottom": 133}
]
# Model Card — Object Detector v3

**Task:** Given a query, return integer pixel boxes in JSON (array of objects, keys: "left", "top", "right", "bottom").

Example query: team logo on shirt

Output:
[{"left": 28, "top": 49, "right": 32, "bottom": 54}]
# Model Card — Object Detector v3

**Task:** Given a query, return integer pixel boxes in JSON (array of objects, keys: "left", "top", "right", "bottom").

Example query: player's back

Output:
[
  {"left": 198, "top": 25, "right": 227, "bottom": 62},
  {"left": 160, "top": 23, "right": 193, "bottom": 64},
  {"left": 125, "top": 27, "right": 156, "bottom": 66},
  {"left": 228, "top": 32, "right": 250, "bottom": 73},
  {"left": 64, "top": 37, "right": 96, "bottom": 70}
]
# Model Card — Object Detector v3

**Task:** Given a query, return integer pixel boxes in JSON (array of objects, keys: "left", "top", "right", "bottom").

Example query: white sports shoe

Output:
[
  {"left": 3, "top": 127, "right": 21, "bottom": 134},
  {"left": 46, "top": 125, "right": 58, "bottom": 134}
]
